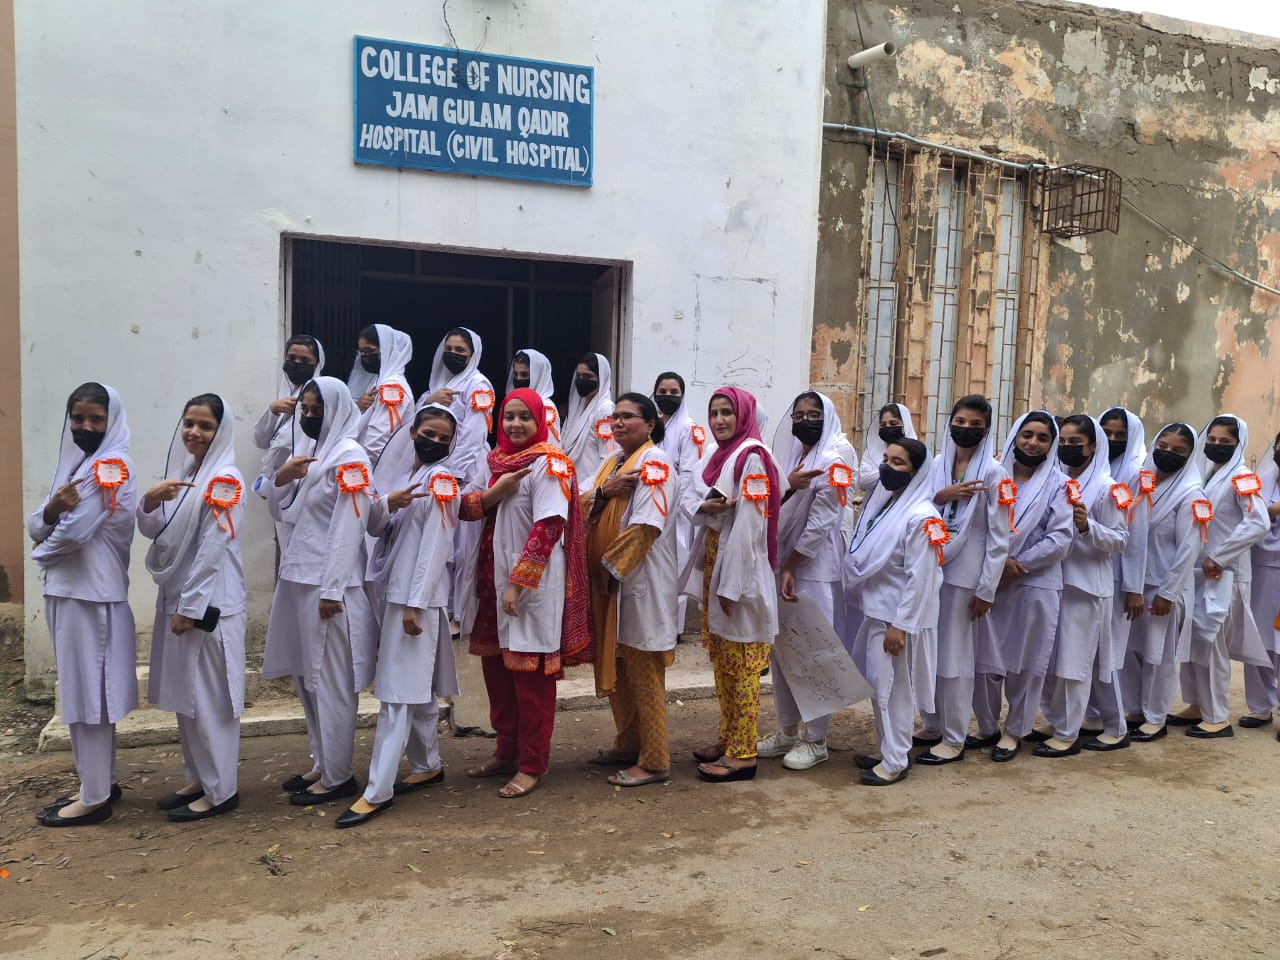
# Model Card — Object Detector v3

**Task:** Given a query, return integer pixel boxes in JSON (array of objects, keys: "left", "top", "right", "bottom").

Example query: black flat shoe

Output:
[
  {"left": 281, "top": 772, "right": 320, "bottom": 793},
  {"left": 911, "top": 733, "right": 942, "bottom": 747},
  {"left": 859, "top": 767, "right": 909, "bottom": 787},
  {"left": 1023, "top": 730, "right": 1051, "bottom": 744},
  {"left": 289, "top": 776, "right": 361, "bottom": 805},
  {"left": 1125, "top": 716, "right": 1145, "bottom": 730},
  {"left": 964, "top": 732, "right": 1000, "bottom": 749},
  {"left": 1032, "top": 739, "right": 1082, "bottom": 758},
  {"left": 37, "top": 803, "right": 112, "bottom": 827},
  {"left": 1130, "top": 725, "right": 1167, "bottom": 742},
  {"left": 1186, "top": 724, "right": 1234, "bottom": 739},
  {"left": 168, "top": 794, "right": 239, "bottom": 822},
  {"left": 156, "top": 788, "right": 205, "bottom": 811},
  {"left": 853, "top": 754, "right": 882, "bottom": 770},
  {"left": 696, "top": 762, "right": 757, "bottom": 783},
  {"left": 1166, "top": 713, "right": 1201, "bottom": 727},
  {"left": 1080, "top": 726, "right": 1105, "bottom": 736},
  {"left": 991, "top": 741, "right": 1021, "bottom": 763},
  {"left": 42, "top": 783, "right": 122, "bottom": 813},
  {"left": 392, "top": 770, "right": 446, "bottom": 795},
  {"left": 336, "top": 800, "right": 394, "bottom": 828},
  {"left": 1083, "top": 734, "right": 1131, "bottom": 751},
  {"left": 916, "top": 748, "right": 965, "bottom": 766},
  {"left": 1237, "top": 714, "right": 1273, "bottom": 729}
]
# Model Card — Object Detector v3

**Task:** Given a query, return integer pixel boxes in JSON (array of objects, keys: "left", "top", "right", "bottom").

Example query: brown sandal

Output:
[{"left": 467, "top": 757, "right": 517, "bottom": 779}]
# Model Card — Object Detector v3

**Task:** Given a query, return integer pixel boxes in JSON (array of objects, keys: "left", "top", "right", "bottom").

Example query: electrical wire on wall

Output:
[{"left": 851, "top": 4, "right": 899, "bottom": 229}]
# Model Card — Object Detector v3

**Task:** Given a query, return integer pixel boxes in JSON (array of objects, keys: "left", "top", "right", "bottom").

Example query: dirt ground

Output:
[{"left": 3, "top": 684, "right": 1280, "bottom": 960}]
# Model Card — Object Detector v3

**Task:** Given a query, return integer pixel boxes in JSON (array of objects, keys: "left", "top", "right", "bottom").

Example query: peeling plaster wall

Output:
[{"left": 819, "top": 0, "right": 1280, "bottom": 459}]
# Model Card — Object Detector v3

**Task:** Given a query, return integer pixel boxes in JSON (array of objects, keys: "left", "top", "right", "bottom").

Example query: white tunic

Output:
[
  {"left": 685, "top": 445, "right": 779, "bottom": 644},
  {"left": 1135, "top": 485, "right": 1201, "bottom": 664},
  {"left": 777, "top": 447, "right": 844, "bottom": 584},
  {"left": 1249, "top": 468, "right": 1280, "bottom": 655},
  {"left": 610, "top": 447, "right": 681, "bottom": 651},
  {"left": 659, "top": 413, "right": 708, "bottom": 580},
  {"left": 1056, "top": 482, "right": 1129, "bottom": 682}
]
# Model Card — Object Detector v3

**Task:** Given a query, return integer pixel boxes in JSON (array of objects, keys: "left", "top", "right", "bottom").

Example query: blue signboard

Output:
[{"left": 353, "top": 36, "right": 593, "bottom": 187}]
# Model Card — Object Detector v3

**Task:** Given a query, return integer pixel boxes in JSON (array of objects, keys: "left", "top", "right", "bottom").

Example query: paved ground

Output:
[{"left": 3, "top": 671, "right": 1280, "bottom": 960}]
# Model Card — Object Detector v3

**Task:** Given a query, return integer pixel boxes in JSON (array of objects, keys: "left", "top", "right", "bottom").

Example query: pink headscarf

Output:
[{"left": 702, "top": 386, "right": 781, "bottom": 570}]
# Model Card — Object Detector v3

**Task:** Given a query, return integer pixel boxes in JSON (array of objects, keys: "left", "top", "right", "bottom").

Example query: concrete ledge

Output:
[{"left": 37, "top": 642, "right": 755, "bottom": 752}]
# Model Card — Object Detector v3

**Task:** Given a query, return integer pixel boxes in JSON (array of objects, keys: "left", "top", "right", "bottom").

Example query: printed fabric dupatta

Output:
[{"left": 488, "top": 387, "right": 594, "bottom": 669}]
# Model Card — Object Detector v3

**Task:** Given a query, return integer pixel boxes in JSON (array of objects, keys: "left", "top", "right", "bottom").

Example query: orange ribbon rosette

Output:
[
  {"left": 1110, "top": 482, "right": 1135, "bottom": 522},
  {"left": 829, "top": 462, "right": 854, "bottom": 508},
  {"left": 640, "top": 459, "right": 671, "bottom": 517},
  {"left": 336, "top": 462, "right": 373, "bottom": 518},
  {"left": 546, "top": 450, "right": 575, "bottom": 500},
  {"left": 1138, "top": 469, "right": 1156, "bottom": 507},
  {"left": 1233, "top": 472, "right": 1262, "bottom": 509},
  {"left": 544, "top": 406, "right": 560, "bottom": 441},
  {"left": 92, "top": 458, "right": 129, "bottom": 512},
  {"left": 1191, "top": 498, "right": 1213, "bottom": 542},
  {"left": 429, "top": 472, "right": 459, "bottom": 526},
  {"left": 470, "top": 388, "right": 496, "bottom": 431},
  {"left": 690, "top": 425, "right": 707, "bottom": 459},
  {"left": 923, "top": 517, "right": 950, "bottom": 565},
  {"left": 595, "top": 417, "right": 616, "bottom": 451},
  {"left": 997, "top": 478, "right": 1019, "bottom": 534},
  {"left": 204, "top": 475, "right": 242, "bottom": 538},
  {"left": 378, "top": 382, "right": 406, "bottom": 432},
  {"left": 1064, "top": 478, "right": 1083, "bottom": 505},
  {"left": 742, "top": 473, "right": 772, "bottom": 518}
]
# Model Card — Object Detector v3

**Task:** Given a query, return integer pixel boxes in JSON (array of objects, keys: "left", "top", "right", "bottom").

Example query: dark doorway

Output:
[{"left": 286, "top": 237, "right": 624, "bottom": 409}]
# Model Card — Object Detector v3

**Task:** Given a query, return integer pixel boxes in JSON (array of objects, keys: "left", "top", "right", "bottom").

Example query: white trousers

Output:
[
  {"left": 919, "top": 675, "right": 973, "bottom": 748},
  {"left": 1243, "top": 651, "right": 1280, "bottom": 715},
  {"left": 297, "top": 624, "right": 358, "bottom": 788},
  {"left": 1119, "top": 649, "right": 1180, "bottom": 725},
  {"left": 1087, "top": 669, "right": 1128, "bottom": 738},
  {"left": 174, "top": 637, "right": 241, "bottom": 805},
  {"left": 975, "top": 670, "right": 1046, "bottom": 739},
  {"left": 1180, "top": 641, "right": 1232, "bottom": 725},
  {"left": 864, "top": 624, "right": 914, "bottom": 776},
  {"left": 1043, "top": 675, "right": 1091, "bottom": 741},
  {"left": 68, "top": 722, "right": 116, "bottom": 806},
  {"left": 362, "top": 701, "right": 442, "bottom": 804},
  {"left": 769, "top": 653, "right": 830, "bottom": 742}
]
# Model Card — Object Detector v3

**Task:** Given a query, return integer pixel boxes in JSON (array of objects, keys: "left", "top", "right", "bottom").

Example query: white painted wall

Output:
[{"left": 16, "top": 0, "right": 826, "bottom": 687}]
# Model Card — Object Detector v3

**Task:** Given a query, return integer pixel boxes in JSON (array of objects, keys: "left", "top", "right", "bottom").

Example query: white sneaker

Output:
[
  {"left": 756, "top": 729, "right": 800, "bottom": 758},
  {"left": 782, "top": 739, "right": 829, "bottom": 770}
]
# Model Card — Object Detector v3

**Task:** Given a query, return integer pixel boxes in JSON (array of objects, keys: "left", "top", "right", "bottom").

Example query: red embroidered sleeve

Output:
[
  {"left": 460, "top": 491, "right": 487, "bottom": 522},
  {"left": 510, "top": 516, "right": 566, "bottom": 589}
]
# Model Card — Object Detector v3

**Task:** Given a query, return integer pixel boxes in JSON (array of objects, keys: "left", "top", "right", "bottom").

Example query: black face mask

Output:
[
  {"left": 574, "top": 377, "right": 598, "bottom": 398},
  {"left": 879, "top": 463, "right": 912, "bottom": 491},
  {"left": 1107, "top": 438, "right": 1128, "bottom": 462},
  {"left": 512, "top": 377, "right": 531, "bottom": 391},
  {"left": 1057, "top": 445, "right": 1088, "bottom": 468},
  {"left": 1152, "top": 449, "right": 1187, "bottom": 474},
  {"left": 415, "top": 435, "right": 450, "bottom": 465},
  {"left": 791, "top": 420, "right": 824, "bottom": 447},
  {"left": 442, "top": 352, "right": 469, "bottom": 374},
  {"left": 299, "top": 415, "right": 323, "bottom": 440},
  {"left": 654, "top": 394, "right": 682, "bottom": 416},
  {"left": 1014, "top": 447, "right": 1048, "bottom": 468},
  {"left": 1203, "top": 443, "right": 1235, "bottom": 464},
  {"left": 950, "top": 425, "right": 985, "bottom": 449},
  {"left": 72, "top": 428, "right": 104, "bottom": 454},
  {"left": 878, "top": 425, "right": 905, "bottom": 444},
  {"left": 283, "top": 360, "right": 315, "bottom": 387},
  {"left": 360, "top": 354, "right": 380, "bottom": 374}
]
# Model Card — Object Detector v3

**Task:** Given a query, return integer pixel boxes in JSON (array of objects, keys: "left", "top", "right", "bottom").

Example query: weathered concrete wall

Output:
[
  {"left": 0, "top": 0, "right": 21, "bottom": 605},
  {"left": 819, "top": 0, "right": 1280, "bottom": 459}
]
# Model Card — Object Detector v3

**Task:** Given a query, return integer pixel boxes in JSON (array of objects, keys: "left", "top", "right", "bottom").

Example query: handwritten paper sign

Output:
[{"left": 772, "top": 596, "right": 873, "bottom": 722}]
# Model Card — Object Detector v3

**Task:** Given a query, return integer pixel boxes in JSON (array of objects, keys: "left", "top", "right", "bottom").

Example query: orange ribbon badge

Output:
[
  {"left": 1233, "top": 472, "right": 1262, "bottom": 509},
  {"left": 1064, "top": 478, "right": 1083, "bottom": 505},
  {"left": 546, "top": 450, "right": 575, "bottom": 500},
  {"left": 742, "top": 473, "right": 772, "bottom": 518},
  {"left": 640, "top": 459, "right": 671, "bottom": 517},
  {"left": 1191, "top": 498, "right": 1213, "bottom": 542},
  {"left": 204, "top": 475, "right": 242, "bottom": 538},
  {"left": 1138, "top": 469, "right": 1156, "bottom": 507},
  {"left": 378, "top": 382, "right": 406, "bottom": 432},
  {"left": 690, "top": 425, "right": 707, "bottom": 459},
  {"left": 92, "top": 458, "right": 129, "bottom": 512},
  {"left": 1110, "top": 482, "right": 1135, "bottom": 522},
  {"left": 997, "top": 478, "right": 1019, "bottom": 534},
  {"left": 430, "top": 472, "right": 459, "bottom": 526},
  {"left": 470, "top": 388, "right": 496, "bottom": 431},
  {"left": 828, "top": 462, "right": 854, "bottom": 508},
  {"left": 545, "top": 406, "right": 560, "bottom": 441},
  {"left": 336, "top": 462, "right": 373, "bottom": 517},
  {"left": 923, "top": 517, "right": 950, "bottom": 566},
  {"left": 595, "top": 418, "right": 616, "bottom": 451}
]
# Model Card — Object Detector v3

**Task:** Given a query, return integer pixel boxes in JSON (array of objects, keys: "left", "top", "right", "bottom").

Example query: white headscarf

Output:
[
  {"left": 277, "top": 376, "right": 365, "bottom": 522},
  {"left": 846, "top": 446, "right": 938, "bottom": 587},
  {"left": 259, "top": 336, "right": 326, "bottom": 469},
  {"left": 1099, "top": 406, "right": 1145, "bottom": 485},
  {"left": 929, "top": 408, "right": 1000, "bottom": 539},
  {"left": 655, "top": 377, "right": 701, "bottom": 460},
  {"left": 1000, "top": 410, "right": 1064, "bottom": 536},
  {"left": 1256, "top": 429, "right": 1280, "bottom": 553},
  {"left": 1144, "top": 422, "right": 1203, "bottom": 529},
  {"left": 563, "top": 352, "right": 614, "bottom": 456},
  {"left": 1195, "top": 414, "right": 1250, "bottom": 494},
  {"left": 862, "top": 402, "right": 918, "bottom": 473},
  {"left": 1064, "top": 414, "right": 1114, "bottom": 508},
  {"left": 144, "top": 394, "right": 238, "bottom": 586},
  {"left": 41, "top": 382, "right": 131, "bottom": 496},
  {"left": 505, "top": 347, "right": 554, "bottom": 400},
  {"left": 772, "top": 392, "right": 844, "bottom": 555},
  {"left": 426, "top": 326, "right": 486, "bottom": 398},
  {"left": 347, "top": 324, "right": 412, "bottom": 401}
]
